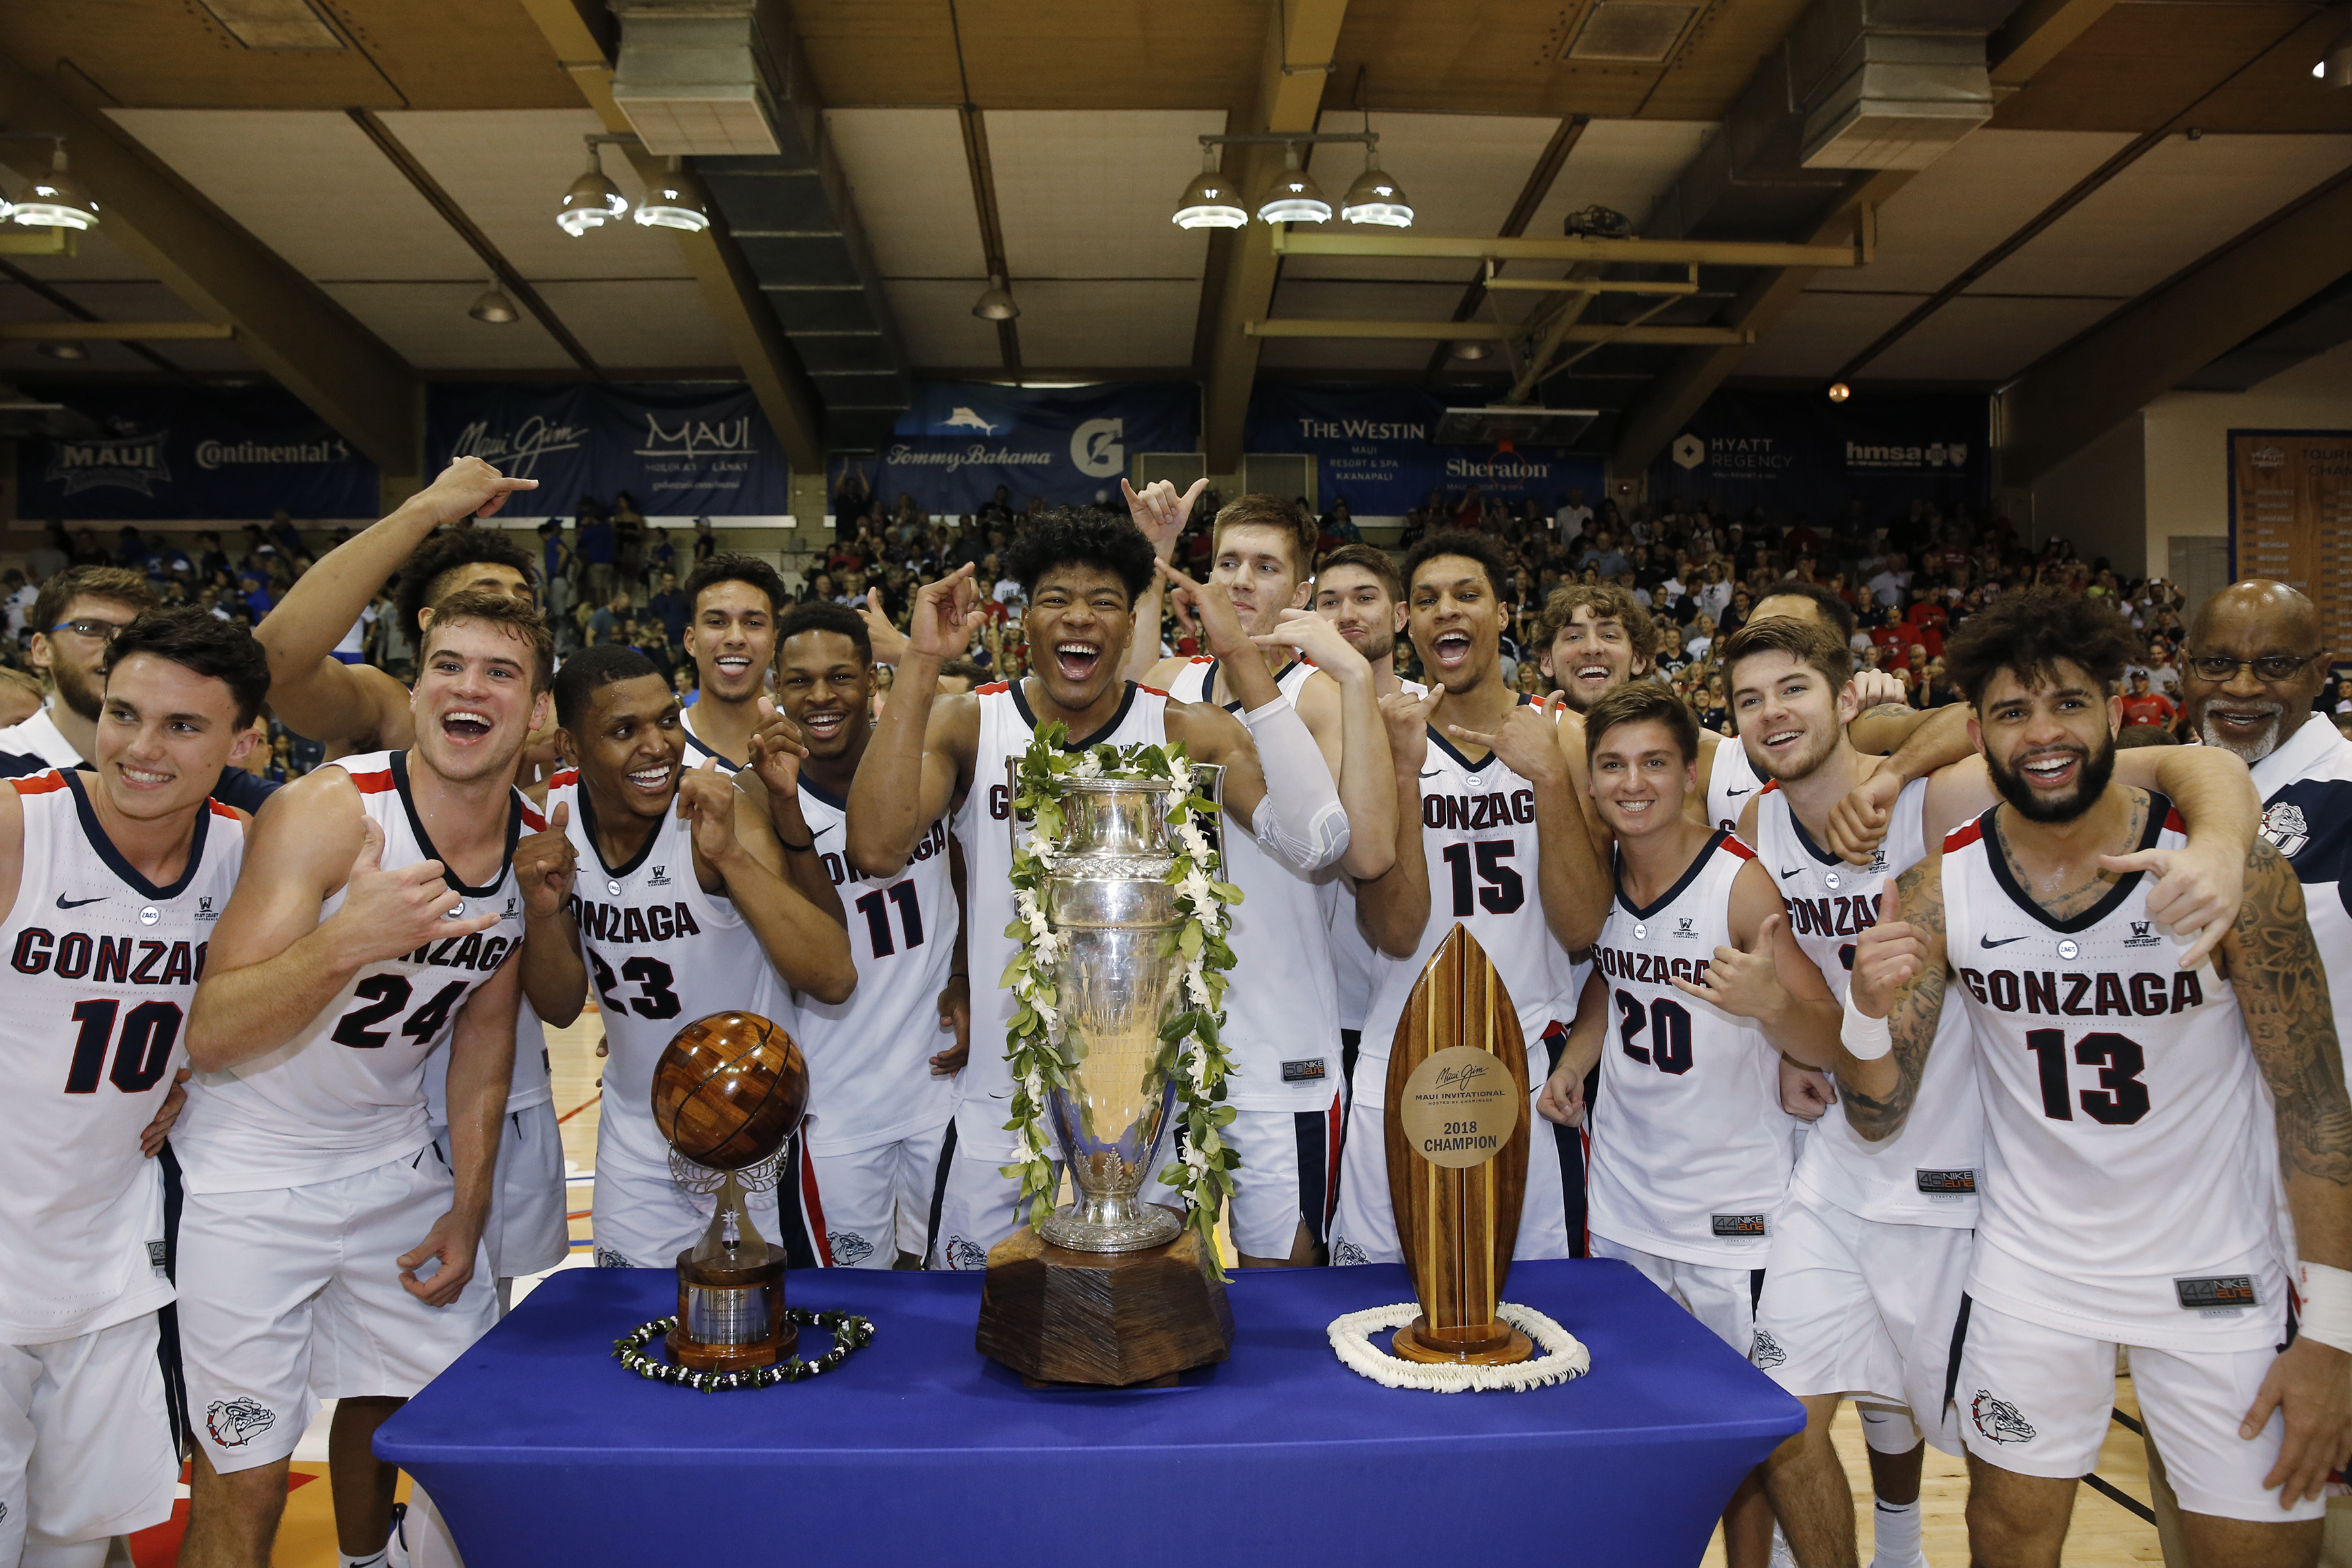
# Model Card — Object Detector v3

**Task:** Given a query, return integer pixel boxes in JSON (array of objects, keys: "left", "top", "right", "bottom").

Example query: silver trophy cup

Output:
[{"left": 1010, "top": 760, "right": 1224, "bottom": 1252}]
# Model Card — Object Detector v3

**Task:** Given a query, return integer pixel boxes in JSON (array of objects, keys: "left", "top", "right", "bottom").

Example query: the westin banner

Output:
[
  {"left": 1646, "top": 387, "right": 1990, "bottom": 521},
  {"left": 19, "top": 383, "right": 381, "bottom": 522},
  {"left": 1246, "top": 384, "right": 1604, "bottom": 517},
  {"left": 838, "top": 382, "right": 1200, "bottom": 514},
  {"left": 427, "top": 382, "right": 790, "bottom": 517}
]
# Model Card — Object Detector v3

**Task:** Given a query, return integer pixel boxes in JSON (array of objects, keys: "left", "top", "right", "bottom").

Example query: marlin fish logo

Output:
[{"left": 941, "top": 407, "right": 997, "bottom": 434}]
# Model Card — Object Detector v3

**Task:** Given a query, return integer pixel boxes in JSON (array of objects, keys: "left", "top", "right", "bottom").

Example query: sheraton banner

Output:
[
  {"left": 1646, "top": 388, "right": 1989, "bottom": 520},
  {"left": 426, "top": 382, "right": 790, "bottom": 517},
  {"left": 1245, "top": 384, "right": 1604, "bottom": 517},
  {"left": 18, "top": 383, "right": 381, "bottom": 522},
  {"left": 836, "top": 382, "right": 1200, "bottom": 514}
]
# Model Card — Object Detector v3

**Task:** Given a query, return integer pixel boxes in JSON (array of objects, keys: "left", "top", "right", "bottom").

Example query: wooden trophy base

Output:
[
  {"left": 975, "top": 1221, "right": 1233, "bottom": 1387},
  {"left": 667, "top": 1242, "right": 796, "bottom": 1371},
  {"left": 1390, "top": 1314, "right": 1535, "bottom": 1367}
]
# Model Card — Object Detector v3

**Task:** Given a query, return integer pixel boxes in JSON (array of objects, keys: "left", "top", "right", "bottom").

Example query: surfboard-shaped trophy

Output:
[{"left": 1383, "top": 923, "right": 1535, "bottom": 1364}]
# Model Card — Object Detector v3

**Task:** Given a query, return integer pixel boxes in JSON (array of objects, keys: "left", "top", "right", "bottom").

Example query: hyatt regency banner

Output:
[
  {"left": 18, "top": 384, "right": 381, "bottom": 522},
  {"left": 1245, "top": 384, "right": 1604, "bottom": 517},
  {"left": 427, "top": 382, "right": 789, "bottom": 518},
  {"left": 836, "top": 382, "right": 1200, "bottom": 515},
  {"left": 1646, "top": 388, "right": 1989, "bottom": 522}
]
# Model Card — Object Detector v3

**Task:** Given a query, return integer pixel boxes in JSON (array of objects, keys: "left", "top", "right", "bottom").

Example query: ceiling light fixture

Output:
[
  {"left": 1452, "top": 340, "right": 1490, "bottom": 361},
  {"left": 12, "top": 144, "right": 97, "bottom": 231},
  {"left": 972, "top": 274, "right": 1020, "bottom": 321},
  {"left": 1258, "top": 144, "right": 1332, "bottom": 225},
  {"left": 1171, "top": 146, "right": 1248, "bottom": 229},
  {"left": 1339, "top": 148, "right": 1413, "bottom": 227},
  {"left": 557, "top": 139, "right": 629, "bottom": 237},
  {"left": 39, "top": 340, "right": 86, "bottom": 361},
  {"left": 2319, "top": 17, "right": 2352, "bottom": 86},
  {"left": 1827, "top": 382, "right": 1852, "bottom": 402},
  {"left": 468, "top": 284, "right": 518, "bottom": 324},
  {"left": 634, "top": 161, "right": 710, "bottom": 232}
]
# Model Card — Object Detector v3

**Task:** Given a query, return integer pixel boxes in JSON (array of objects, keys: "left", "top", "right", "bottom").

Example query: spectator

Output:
[
  {"left": 2117, "top": 670, "right": 2177, "bottom": 732},
  {"left": 1867, "top": 550, "right": 1912, "bottom": 608},
  {"left": 1556, "top": 488, "right": 1593, "bottom": 550},
  {"left": 577, "top": 502, "right": 615, "bottom": 598},
  {"left": 589, "top": 589, "right": 630, "bottom": 647},
  {"left": 647, "top": 568, "right": 690, "bottom": 643}
]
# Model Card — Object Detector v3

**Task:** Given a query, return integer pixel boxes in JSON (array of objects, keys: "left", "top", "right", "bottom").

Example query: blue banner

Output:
[
  {"left": 426, "top": 382, "right": 789, "bottom": 517},
  {"left": 17, "top": 384, "right": 380, "bottom": 522},
  {"left": 1646, "top": 388, "right": 1989, "bottom": 521},
  {"left": 1245, "top": 384, "right": 1604, "bottom": 517},
  {"left": 836, "top": 382, "right": 1199, "bottom": 514}
]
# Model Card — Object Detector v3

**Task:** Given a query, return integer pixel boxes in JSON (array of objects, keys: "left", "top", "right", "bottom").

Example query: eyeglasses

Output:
[
  {"left": 2185, "top": 651, "right": 2324, "bottom": 682},
  {"left": 49, "top": 618, "right": 133, "bottom": 642}
]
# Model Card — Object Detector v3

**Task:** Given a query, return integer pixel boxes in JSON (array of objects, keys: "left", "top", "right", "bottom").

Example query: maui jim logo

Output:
[{"left": 1433, "top": 1061, "right": 1490, "bottom": 1092}]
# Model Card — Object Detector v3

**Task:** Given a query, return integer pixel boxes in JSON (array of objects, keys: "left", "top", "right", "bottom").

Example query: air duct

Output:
[{"left": 608, "top": 0, "right": 785, "bottom": 156}]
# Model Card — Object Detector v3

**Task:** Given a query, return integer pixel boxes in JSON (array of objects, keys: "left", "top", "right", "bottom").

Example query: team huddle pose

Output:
[{"left": 1, "top": 455, "right": 2346, "bottom": 1568}]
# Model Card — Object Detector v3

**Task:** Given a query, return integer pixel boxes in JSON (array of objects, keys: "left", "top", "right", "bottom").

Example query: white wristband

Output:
[
  {"left": 2298, "top": 1261, "right": 2352, "bottom": 1354},
  {"left": 1841, "top": 988, "right": 1893, "bottom": 1062}
]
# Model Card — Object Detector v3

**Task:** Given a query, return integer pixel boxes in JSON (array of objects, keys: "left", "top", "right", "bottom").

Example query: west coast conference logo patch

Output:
[
  {"left": 1970, "top": 1390, "right": 2036, "bottom": 1445},
  {"left": 205, "top": 1396, "right": 276, "bottom": 1448}
]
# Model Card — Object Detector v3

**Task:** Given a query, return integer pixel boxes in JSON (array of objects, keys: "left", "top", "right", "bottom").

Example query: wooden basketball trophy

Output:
[
  {"left": 649, "top": 1011, "right": 810, "bottom": 1372},
  {"left": 1384, "top": 924, "right": 1535, "bottom": 1365}
]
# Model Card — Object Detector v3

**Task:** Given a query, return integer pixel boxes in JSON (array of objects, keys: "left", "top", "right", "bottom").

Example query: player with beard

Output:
[
  {"left": 845, "top": 511, "right": 1356, "bottom": 1269},
  {"left": 0, "top": 612, "right": 263, "bottom": 1568},
  {"left": 1314, "top": 545, "right": 1426, "bottom": 1097},
  {"left": 761, "top": 602, "right": 962, "bottom": 1268},
  {"left": 176, "top": 593, "right": 549, "bottom": 1568},
  {"left": 515, "top": 647, "right": 853, "bottom": 1273},
  {"left": 1720, "top": 616, "right": 2253, "bottom": 1568},
  {"left": 1328, "top": 534, "right": 1609, "bottom": 1268},
  {"left": 1838, "top": 587, "right": 2349, "bottom": 1568},
  {"left": 1130, "top": 496, "right": 1396, "bottom": 1268}
]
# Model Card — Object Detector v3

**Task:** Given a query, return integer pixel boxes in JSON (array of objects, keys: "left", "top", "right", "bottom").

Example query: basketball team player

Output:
[
  {"left": 174, "top": 593, "right": 548, "bottom": 1568},
  {"left": 0, "top": 612, "right": 265, "bottom": 1568},
  {"left": 514, "top": 645, "right": 854, "bottom": 1273},
  {"left": 1129, "top": 496, "right": 1396, "bottom": 1267},
  {"left": 671, "top": 555, "right": 785, "bottom": 772},
  {"left": 1538, "top": 679, "right": 1843, "bottom": 1568},
  {"left": 251, "top": 461, "right": 570, "bottom": 1306},
  {"left": 770, "top": 602, "right": 964, "bottom": 1269},
  {"left": 845, "top": 512, "right": 1358, "bottom": 1269},
  {"left": 1328, "top": 533, "right": 1609, "bottom": 1267},
  {"left": 1716, "top": 615, "right": 2257, "bottom": 1568},
  {"left": 1838, "top": 587, "right": 2351, "bottom": 1568}
]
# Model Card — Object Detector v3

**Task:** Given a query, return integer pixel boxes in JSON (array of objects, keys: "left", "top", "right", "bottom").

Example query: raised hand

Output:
[
  {"left": 1827, "top": 766, "right": 1906, "bottom": 866},
  {"left": 1253, "top": 606, "right": 1370, "bottom": 683},
  {"left": 932, "top": 972, "right": 972, "bottom": 1077},
  {"left": 907, "top": 565, "right": 984, "bottom": 661},
  {"left": 1672, "top": 912, "right": 1791, "bottom": 1021},
  {"left": 676, "top": 756, "right": 743, "bottom": 867},
  {"left": 1156, "top": 559, "right": 1251, "bottom": 659},
  {"left": 1446, "top": 691, "right": 1569, "bottom": 787},
  {"left": 512, "top": 800, "right": 578, "bottom": 920},
  {"left": 860, "top": 588, "right": 909, "bottom": 668},
  {"left": 745, "top": 696, "right": 809, "bottom": 800},
  {"left": 329, "top": 816, "right": 500, "bottom": 966},
  {"left": 414, "top": 455, "right": 538, "bottom": 525},
  {"left": 1123, "top": 477, "right": 1209, "bottom": 562},
  {"left": 140, "top": 1067, "right": 191, "bottom": 1158},
  {"left": 2104, "top": 841, "right": 2240, "bottom": 971},
  {"left": 1850, "top": 913, "right": 1924, "bottom": 1020},
  {"left": 1380, "top": 685, "right": 1443, "bottom": 777},
  {"left": 1850, "top": 669, "right": 1908, "bottom": 709},
  {"left": 398, "top": 1210, "right": 480, "bottom": 1307}
]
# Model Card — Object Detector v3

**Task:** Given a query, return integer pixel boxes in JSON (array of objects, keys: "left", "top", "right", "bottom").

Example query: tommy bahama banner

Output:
[
  {"left": 18, "top": 383, "right": 381, "bottom": 522},
  {"left": 426, "top": 382, "right": 790, "bottom": 517},
  {"left": 835, "top": 382, "right": 1200, "bottom": 513}
]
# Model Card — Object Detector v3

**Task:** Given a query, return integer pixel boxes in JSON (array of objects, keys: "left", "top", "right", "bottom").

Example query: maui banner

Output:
[
  {"left": 1646, "top": 387, "right": 1990, "bottom": 521},
  {"left": 17, "top": 383, "right": 381, "bottom": 522},
  {"left": 835, "top": 382, "right": 1199, "bottom": 514},
  {"left": 1245, "top": 384, "right": 1605, "bottom": 517},
  {"left": 426, "top": 382, "right": 790, "bottom": 517}
]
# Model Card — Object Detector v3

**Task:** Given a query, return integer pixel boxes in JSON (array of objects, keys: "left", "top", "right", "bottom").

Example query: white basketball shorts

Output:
[
  {"left": 1750, "top": 1186, "right": 1971, "bottom": 1453},
  {"left": 1590, "top": 1234, "right": 1762, "bottom": 1356},
  {"left": 808, "top": 1124, "right": 949, "bottom": 1269},
  {"left": 1953, "top": 1296, "right": 2325, "bottom": 1523},
  {"left": 1326, "top": 1071, "right": 1575, "bottom": 1267},
  {"left": 176, "top": 1146, "right": 497, "bottom": 1475},
  {"left": 0, "top": 1313, "right": 176, "bottom": 1553},
  {"left": 589, "top": 1130, "right": 825, "bottom": 1270},
  {"left": 928, "top": 1125, "right": 1046, "bottom": 1272},
  {"left": 478, "top": 1101, "right": 568, "bottom": 1281}
]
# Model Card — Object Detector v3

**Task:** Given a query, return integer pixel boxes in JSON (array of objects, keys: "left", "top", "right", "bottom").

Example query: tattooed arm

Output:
[
  {"left": 2221, "top": 838, "right": 2352, "bottom": 1503},
  {"left": 1836, "top": 853, "right": 1950, "bottom": 1143}
]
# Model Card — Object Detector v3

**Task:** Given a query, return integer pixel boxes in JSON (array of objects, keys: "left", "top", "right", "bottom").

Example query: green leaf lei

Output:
[{"left": 997, "top": 723, "right": 1243, "bottom": 1275}]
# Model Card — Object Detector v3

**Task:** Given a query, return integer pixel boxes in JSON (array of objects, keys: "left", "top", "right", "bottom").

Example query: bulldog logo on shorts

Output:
[
  {"left": 1330, "top": 1239, "right": 1371, "bottom": 1267},
  {"left": 829, "top": 1231, "right": 876, "bottom": 1266},
  {"left": 942, "top": 1236, "right": 987, "bottom": 1271},
  {"left": 1970, "top": 1390, "right": 2036, "bottom": 1445},
  {"left": 205, "top": 1396, "right": 276, "bottom": 1449},
  {"left": 1750, "top": 1330, "right": 1787, "bottom": 1369},
  {"left": 593, "top": 1245, "right": 637, "bottom": 1269}
]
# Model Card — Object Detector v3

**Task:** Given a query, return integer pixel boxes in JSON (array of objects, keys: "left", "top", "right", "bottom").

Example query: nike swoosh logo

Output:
[
  {"left": 1979, "top": 934, "right": 2031, "bottom": 948},
  {"left": 1778, "top": 866, "right": 1804, "bottom": 879},
  {"left": 1725, "top": 787, "right": 1752, "bottom": 797},
  {"left": 55, "top": 894, "right": 103, "bottom": 909},
  {"left": 1418, "top": 769, "right": 1445, "bottom": 779}
]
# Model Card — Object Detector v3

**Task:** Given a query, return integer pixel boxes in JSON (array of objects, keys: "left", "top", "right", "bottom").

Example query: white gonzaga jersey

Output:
[
  {"left": 1585, "top": 831, "right": 1792, "bottom": 1266},
  {"left": 544, "top": 769, "right": 795, "bottom": 1169},
  {"left": 956, "top": 679, "right": 1171, "bottom": 1162},
  {"left": 796, "top": 776, "right": 956, "bottom": 1154},
  {"left": 1942, "top": 796, "right": 2285, "bottom": 1351},
  {"left": 1706, "top": 732, "right": 1764, "bottom": 832},
  {"left": 1326, "top": 678, "right": 1426, "bottom": 1035},
  {"left": 1360, "top": 703, "right": 1578, "bottom": 1066},
  {"left": 0, "top": 772, "right": 244, "bottom": 1343},
  {"left": 1168, "top": 657, "right": 1341, "bottom": 1109},
  {"left": 1754, "top": 776, "right": 1982, "bottom": 1226},
  {"left": 175, "top": 751, "right": 533, "bottom": 1196}
]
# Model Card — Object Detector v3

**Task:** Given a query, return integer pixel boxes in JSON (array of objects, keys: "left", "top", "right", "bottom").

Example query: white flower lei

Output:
[
  {"left": 998, "top": 725, "right": 1242, "bottom": 1275},
  {"left": 1328, "top": 1303, "right": 1590, "bottom": 1393}
]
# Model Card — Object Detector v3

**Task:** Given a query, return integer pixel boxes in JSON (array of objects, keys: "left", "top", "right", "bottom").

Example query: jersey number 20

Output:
[{"left": 1616, "top": 989, "right": 1693, "bottom": 1075}]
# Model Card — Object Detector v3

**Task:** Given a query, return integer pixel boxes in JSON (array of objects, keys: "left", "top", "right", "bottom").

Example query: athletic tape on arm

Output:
[{"left": 1239, "top": 696, "right": 1350, "bottom": 873}]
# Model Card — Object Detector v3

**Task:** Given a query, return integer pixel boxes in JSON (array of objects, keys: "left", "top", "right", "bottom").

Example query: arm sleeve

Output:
[{"left": 1238, "top": 696, "right": 1350, "bottom": 874}]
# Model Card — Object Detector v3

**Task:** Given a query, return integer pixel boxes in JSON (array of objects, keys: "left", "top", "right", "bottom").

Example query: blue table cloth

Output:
[{"left": 376, "top": 1258, "right": 1801, "bottom": 1567}]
